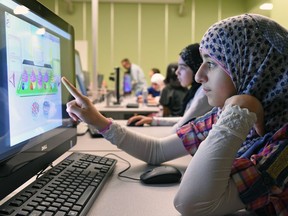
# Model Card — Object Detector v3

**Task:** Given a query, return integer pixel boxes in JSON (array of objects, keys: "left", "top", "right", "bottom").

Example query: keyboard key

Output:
[
  {"left": 54, "top": 211, "right": 66, "bottom": 216},
  {"left": 29, "top": 210, "right": 42, "bottom": 216},
  {"left": 76, "top": 186, "right": 96, "bottom": 206},
  {"left": 0, "top": 207, "right": 15, "bottom": 215},
  {"left": 42, "top": 211, "right": 54, "bottom": 216},
  {"left": 16, "top": 210, "right": 30, "bottom": 215}
]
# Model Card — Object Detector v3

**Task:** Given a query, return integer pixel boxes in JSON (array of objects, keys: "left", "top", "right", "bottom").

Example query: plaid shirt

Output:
[{"left": 177, "top": 108, "right": 288, "bottom": 216}]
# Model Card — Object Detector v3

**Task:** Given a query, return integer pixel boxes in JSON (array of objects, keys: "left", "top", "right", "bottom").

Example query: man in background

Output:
[{"left": 121, "top": 58, "right": 147, "bottom": 95}]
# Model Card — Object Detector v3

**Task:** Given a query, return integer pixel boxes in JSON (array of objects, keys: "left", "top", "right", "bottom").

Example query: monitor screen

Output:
[{"left": 0, "top": 0, "right": 76, "bottom": 199}]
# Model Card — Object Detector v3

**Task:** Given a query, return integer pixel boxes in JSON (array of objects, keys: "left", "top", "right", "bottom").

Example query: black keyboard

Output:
[
  {"left": 0, "top": 153, "right": 117, "bottom": 216},
  {"left": 88, "top": 125, "right": 103, "bottom": 138}
]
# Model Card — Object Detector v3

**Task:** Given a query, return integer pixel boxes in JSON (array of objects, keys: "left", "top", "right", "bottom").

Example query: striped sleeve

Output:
[{"left": 176, "top": 108, "right": 218, "bottom": 155}]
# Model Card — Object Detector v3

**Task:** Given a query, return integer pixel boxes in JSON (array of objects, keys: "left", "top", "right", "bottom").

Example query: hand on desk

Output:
[
  {"left": 62, "top": 77, "right": 110, "bottom": 131},
  {"left": 127, "top": 115, "right": 153, "bottom": 126},
  {"left": 137, "top": 94, "right": 158, "bottom": 105}
]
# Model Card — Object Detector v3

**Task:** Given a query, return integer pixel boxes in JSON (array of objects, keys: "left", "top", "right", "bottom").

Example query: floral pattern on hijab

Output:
[{"left": 199, "top": 14, "right": 288, "bottom": 134}]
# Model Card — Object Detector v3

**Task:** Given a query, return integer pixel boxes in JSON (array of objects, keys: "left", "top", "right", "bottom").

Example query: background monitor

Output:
[
  {"left": 75, "top": 50, "right": 88, "bottom": 96},
  {"left": 0, "top": 0, "right": 76, "bottom": 199},
  {"left": 109, "top": 67, "right": 121, "bottom": 105}
]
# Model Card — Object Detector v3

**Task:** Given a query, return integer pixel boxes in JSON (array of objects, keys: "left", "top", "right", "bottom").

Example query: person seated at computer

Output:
[
  {"left": 137, "top": 72, "right": 165, "bottom": 106},
  {"left": 159, "top": 63, "right": 188, "bottom": 117},
  {"left": 127, "top": 43, "right": 212, "bottom": 129},
  {"left": 62, "top": 14, "right": 288, "bottom": 216},
  {"left": 147, "top": 68, "right": 161, "bottom": 97},
  {"left": 121, "top": 58, "right": 147, "bottom": 95}
]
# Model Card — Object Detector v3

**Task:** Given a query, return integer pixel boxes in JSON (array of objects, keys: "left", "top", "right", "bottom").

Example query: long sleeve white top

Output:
[
  {"left": 151, "top": 86, "right": 212, "bottom": 132},
  {"left": 101, "top": 105, "right": 257, "bottom": 215}
]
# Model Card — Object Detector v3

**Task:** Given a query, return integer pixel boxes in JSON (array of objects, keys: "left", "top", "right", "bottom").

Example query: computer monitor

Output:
[
  {"left": 0, "top": 0, "right": 76, "bottom": 199},
  {"left": 75, "top": 50, "right": 88, "bottom": 96},
  {"left": 108, "top": 67, "right": 121, "bottom": 105},
  {"left": 114, "top": 67, "right": 121, "bottom": 105}
]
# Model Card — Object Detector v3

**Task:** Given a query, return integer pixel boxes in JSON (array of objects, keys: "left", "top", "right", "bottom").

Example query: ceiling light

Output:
[{"left": 259, "top": 3, "right": 273, "bottom": 10}]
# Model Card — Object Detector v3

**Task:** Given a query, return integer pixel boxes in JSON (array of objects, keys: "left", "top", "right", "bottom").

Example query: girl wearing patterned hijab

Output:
[
  {"left": 62, "top": 14, "right": 287, "bottom": 216},
  {"left": 175, "top": 14, "right": 288, "bottom": 215},
  {"left": 127, "top": 43, "right": 211, "bottom": 128}
]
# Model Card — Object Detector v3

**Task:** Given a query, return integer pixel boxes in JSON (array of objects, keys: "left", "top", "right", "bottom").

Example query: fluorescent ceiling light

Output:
[
  {"left": 14, "top": 5, "right": 29, "bottom": 15},
  {"left": 259, "top": 3, "right": 273, "bottom": 10}
]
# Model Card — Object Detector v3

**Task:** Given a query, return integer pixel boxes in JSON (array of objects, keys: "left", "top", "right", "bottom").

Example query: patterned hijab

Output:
[{"left": 199, "top": 14, "right": 288, "bottom": 135}]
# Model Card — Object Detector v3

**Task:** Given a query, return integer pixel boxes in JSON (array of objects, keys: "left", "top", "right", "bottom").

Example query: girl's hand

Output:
[
  {"left": 127, "top": 115, "right": 153, "bottom": 126},
  {"left": 224, "top": 95, "right": 265, "bottom": 136},
  {"left": 62, "top": 77, "right": 110, "bottom": 130}
]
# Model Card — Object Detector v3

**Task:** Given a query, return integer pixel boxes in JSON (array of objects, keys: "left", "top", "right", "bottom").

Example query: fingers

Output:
[
  {"left": 127, "top": 115, "right": 143, "bottom": 125},
  {"left": 136, "top": 119, "right": 147, "bottom": 125},
  {"left": 66, "top": 100, "right": 81, "bottom": 122},
  {"left": 61, "top": 76, "right": 83, "bottom": 99},
  {"left": 139, "top": 117, "right": 152, "bottom": 125}
]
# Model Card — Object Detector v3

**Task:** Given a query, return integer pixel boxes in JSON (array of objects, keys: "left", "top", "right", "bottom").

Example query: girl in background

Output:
[{"left": 127, "top": 43, "right": 212, "bottom": 131}]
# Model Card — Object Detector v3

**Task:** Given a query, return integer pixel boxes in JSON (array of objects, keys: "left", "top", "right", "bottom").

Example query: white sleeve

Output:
[
  {"left": 172, "top": 86, "right": 212, "bottom": 132},
  {"left": 174, "top": 105, "right": 256, "bottom": 215},
  {"left": 101, "top": 121, "right": 189, "bottom": 165},
  {"left": 151, "top": 116, "right": 181, "bottom": 126}
]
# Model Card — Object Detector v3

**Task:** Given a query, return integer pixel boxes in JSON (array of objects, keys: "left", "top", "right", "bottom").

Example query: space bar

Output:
[{"left": 76, "top": 186, "right": 96, "bottom": 206}]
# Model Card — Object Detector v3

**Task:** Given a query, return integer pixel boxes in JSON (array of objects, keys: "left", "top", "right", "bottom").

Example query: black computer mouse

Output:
[
  {"left": 140, "top": 166, "right": 182, "bottom": 184},
  {"left": 127, "top": 120, "right": 144, "bottom": 127}
]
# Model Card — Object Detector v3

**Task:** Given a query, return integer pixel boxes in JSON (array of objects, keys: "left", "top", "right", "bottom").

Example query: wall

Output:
[
  {"left": 38, "top": 0, "right": 285, "bottom": 91},
  {"left": 271, "top": 0, "right": 288, "bottom": 28}
]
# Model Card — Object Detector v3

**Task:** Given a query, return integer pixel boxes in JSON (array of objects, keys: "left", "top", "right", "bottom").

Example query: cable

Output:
[{"left": 103, "top": 153, "right": 140, "bottom": 181}]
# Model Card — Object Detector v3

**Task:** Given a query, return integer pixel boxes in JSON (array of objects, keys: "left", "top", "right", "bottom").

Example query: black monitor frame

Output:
[
  {"left": 114, "top": 67, "right": 121, "bottom": 105},
  {"left": 0, "top": 0, "right": 76, "bottom": 200}
]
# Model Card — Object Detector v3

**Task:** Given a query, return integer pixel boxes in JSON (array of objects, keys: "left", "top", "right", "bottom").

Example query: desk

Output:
[
  {"left": 73, "top": 124, "right": 249, "bottom": 216},
  {"left": 1, "top": 122, "right": 249, "bottom": 216},
  {"left": 96, "top": 96, "right": 160, "bottom": 119},
  {"left": 73, "top": 123, "right": 190, "bottom": 216},
  {"left": 81, "top": 151, "right": 189, "bottom": 216},
  {"left": 71, "top": 122, "right": 190, "bottom": 215}
]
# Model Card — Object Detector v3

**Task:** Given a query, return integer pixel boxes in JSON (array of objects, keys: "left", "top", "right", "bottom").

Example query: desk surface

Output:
[
  {"left": 1, "top": 121, "right": 248, "bottom": 215},
  {"left": 96, "top": 96, "right": 160, "bottom": 119},
  {"left": 74, "top": 122, "right": 190, "bottom": 216},
  {"left": 83, "top": 151, "right": 189, "bottom": 216}
]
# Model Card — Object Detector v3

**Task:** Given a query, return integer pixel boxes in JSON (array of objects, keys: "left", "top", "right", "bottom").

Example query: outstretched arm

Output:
[
  {"left": 62, "top": 77, "right": 188, "bottom": 164},
  {"left": 62, "top": 77, "right": 110, "bottom": 131}
]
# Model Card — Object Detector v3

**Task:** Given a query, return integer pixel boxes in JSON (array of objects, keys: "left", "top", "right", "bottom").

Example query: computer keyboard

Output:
[{"left": 0, "top": 152, "right": 117, "bottom": 216}]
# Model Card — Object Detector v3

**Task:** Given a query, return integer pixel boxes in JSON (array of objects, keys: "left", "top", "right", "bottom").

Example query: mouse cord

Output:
[{"left": 103, "top": 153, "right": 140, "bottom": 181}]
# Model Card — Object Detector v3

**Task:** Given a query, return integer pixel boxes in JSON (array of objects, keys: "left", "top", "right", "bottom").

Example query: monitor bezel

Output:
[{"left": 0, "top": 0, "right": 77, "bottom": 200}]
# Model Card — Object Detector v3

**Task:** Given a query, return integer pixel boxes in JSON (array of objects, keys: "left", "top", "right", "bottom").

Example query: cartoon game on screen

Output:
[{"left": 16, "top": 60, "right": 58, "bottom": 96}]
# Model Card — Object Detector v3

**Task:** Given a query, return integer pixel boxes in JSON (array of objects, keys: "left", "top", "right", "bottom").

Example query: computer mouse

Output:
[
  {"left": 140, "top": 166, "right": 182, "bottom": 184},
  {"left": 127, "top": 120, "right": 144, "bottom": 127}
]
